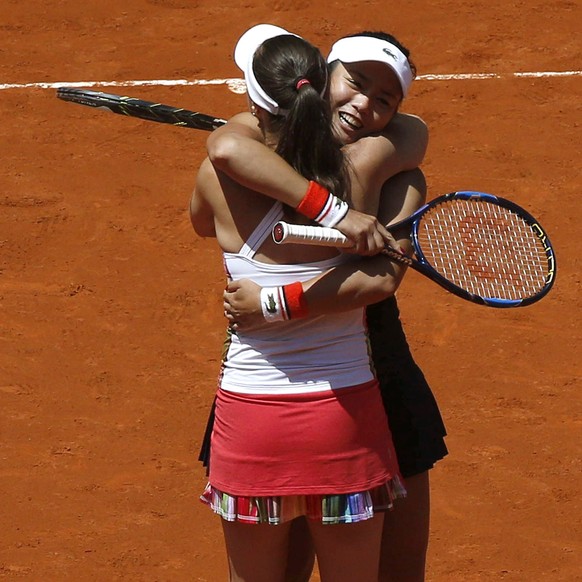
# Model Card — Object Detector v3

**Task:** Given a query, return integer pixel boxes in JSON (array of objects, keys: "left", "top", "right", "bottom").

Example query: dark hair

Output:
[
  {"left": 252, "top": 35, "right": 348, "bottom": 200},
  {"left": 343, "top": 31, "right": 417, "bottom": 78}
]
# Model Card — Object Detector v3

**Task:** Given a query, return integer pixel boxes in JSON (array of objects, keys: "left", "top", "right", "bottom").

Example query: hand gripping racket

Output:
[
  {"left": 273, "top": 191, "right": 557, "bottom": 308},
  {"left": 56, "top": 88, "right": 227, "bottom": 131}
]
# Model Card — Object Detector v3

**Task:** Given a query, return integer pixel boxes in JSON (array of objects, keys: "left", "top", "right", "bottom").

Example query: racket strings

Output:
[{"left": 417, "top": 200, "right": 551, "bottom": 300}]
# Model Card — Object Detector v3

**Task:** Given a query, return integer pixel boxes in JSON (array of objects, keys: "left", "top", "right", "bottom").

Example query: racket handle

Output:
[{"left": 272, "top": 221, "right": 352, "bottom": 248}]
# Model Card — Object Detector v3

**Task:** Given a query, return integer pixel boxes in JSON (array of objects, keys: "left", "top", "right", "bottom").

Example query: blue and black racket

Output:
[{"left": 273, "top": 191, "right": 557, "bottom": 308}]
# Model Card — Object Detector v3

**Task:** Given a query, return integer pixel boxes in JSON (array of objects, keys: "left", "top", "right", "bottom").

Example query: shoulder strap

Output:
[{"left": 238, "top": 202, "right": 285, "bottom": 258}]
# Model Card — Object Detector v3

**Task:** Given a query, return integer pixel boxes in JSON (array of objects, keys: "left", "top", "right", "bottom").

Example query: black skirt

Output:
[{"left": 365, "top": 296, "right": 448, "bottom": 478}]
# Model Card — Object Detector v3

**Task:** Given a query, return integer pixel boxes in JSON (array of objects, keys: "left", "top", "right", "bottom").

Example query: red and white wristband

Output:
[
  {"left": 260, "top": 282, "right": 308, "bottom": 323},
  {"left": 296, "top": 181, "right": 349, "bottom": 228}
]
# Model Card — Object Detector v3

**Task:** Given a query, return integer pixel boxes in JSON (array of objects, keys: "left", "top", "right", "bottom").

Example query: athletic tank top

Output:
[{"left": 220, "top": 202, "right": 374, "bottom": 395}]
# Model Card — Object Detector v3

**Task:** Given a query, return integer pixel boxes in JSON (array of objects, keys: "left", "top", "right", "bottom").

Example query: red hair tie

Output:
[{"left": 295, "top": 78, "right": 311, "bottom": 90}]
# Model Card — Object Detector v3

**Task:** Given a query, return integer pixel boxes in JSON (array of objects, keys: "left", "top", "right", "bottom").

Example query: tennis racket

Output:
[
  {"left": 273, "top": 191, "right": 557, "bottom": 308},
  {"left": 56, "top": 88, "right": 227, "bottom": 131}
]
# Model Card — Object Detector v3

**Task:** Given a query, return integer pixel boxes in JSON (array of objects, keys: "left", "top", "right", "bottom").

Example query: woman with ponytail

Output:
[
  {"left": 198, "top": 26, "right": 446, "bottom": 582},
  {"left": 191, "top": 25, "right": 404, "bottom": 582}
]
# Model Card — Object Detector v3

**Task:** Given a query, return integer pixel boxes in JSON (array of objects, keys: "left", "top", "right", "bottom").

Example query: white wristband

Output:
[
  {"left": 315, "top": 194, "right": 349, "bottom": 228},
  {"left": 260, "top": 287, "right": 288, "bottom": 323}
]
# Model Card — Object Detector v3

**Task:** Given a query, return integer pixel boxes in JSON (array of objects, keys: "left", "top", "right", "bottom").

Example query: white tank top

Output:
[{"left": 220, "top": 202, "right": 374, "bottom": 395}]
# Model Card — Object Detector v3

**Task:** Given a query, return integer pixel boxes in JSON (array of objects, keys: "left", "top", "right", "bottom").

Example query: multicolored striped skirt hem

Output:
[{"left": 200, "top": 477, "right": 406, "bottom": 525}]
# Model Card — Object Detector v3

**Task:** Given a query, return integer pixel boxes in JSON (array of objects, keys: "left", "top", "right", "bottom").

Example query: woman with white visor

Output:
[
  {"left": 191, "top": 25, "right": 408, "bottom": 582},
  {"left": 196, "top": 25, "right": 448, "bottom": 582}
]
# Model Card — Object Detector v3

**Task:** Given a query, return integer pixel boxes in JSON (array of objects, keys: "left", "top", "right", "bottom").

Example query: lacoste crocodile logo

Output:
[
  {"left": 382, "top": 47, "right": 397, "bottom": 60},
  {"left": 264, "top": 293, "right": 277, "bottom": 314}
]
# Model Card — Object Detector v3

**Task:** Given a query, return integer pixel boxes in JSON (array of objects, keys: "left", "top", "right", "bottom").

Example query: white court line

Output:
[
  {"left": 0, "top": 70, "right": 581, "bottom": 92},
  {"left": 1, "top": 78, "right": 248, "bottom": 92}
]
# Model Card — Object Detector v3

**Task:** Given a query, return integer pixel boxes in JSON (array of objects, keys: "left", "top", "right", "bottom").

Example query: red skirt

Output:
[{"left": 209, "top": 380, "right": 402, "bottom": 497}]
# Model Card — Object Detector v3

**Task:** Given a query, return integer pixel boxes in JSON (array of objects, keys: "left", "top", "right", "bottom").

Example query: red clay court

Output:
[{"left": 1, "top": 1, "right": 580, "bottom": 580}]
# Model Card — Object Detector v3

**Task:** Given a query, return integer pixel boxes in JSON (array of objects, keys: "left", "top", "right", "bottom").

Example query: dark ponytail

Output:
[{"left": 252, "top": 35, "right": 349, "bottom": 200}]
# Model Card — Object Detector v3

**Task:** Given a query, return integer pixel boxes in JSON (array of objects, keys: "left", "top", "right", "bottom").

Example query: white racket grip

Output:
[{"left": 272, "top": 221, "right": 352, "bottom": 248}]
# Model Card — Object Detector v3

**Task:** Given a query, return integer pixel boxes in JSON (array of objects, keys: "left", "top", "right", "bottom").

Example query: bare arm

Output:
[
  {"left": 189, "top": 158, "right": 217, "bottom": 238},
  {"left": 345, "top": 113, "right": 428, "bottom": 215},
  {"left": 383, "top": 113, "right": 429, "bottom": 172},
  {"left": 201, "top": 112, "right": 400, "bottom": 254},
  {"left": 303, "top": 169, "right": 427, "bottom": 311},
  {"left": 224, "top": 169, "right": 427, "bottom": 329},
  {"left": 206, "top": 112, "right": 311, "bottom": 207},
  {"left": 207, "top": 112, "right": 428, "bottom": 209}
]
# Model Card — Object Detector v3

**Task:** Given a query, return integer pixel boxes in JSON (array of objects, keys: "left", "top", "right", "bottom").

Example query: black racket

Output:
[
  {"left": 273, "top": 191, "right": 557, "bottom": 308},
  {"left": 56, "top": 88, "right": 227, "bottom": 131}
]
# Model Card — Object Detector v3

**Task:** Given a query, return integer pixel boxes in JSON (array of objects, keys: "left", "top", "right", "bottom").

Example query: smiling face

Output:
[{"left": 328, "top": 60, "right": 403, "bottom": 144}]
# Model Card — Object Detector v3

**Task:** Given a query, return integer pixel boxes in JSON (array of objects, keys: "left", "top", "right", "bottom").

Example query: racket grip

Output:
[{"left": 272, "top": 221, "right": 352, "bottom": 247}]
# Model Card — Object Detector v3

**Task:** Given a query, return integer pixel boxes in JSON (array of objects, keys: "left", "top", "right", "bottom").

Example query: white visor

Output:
[
  {"left": 234, "top": 24, "right": 300, "bottom": 116},
  {"left": 327, "top": 36, "right": 414, "bottom": 97}
]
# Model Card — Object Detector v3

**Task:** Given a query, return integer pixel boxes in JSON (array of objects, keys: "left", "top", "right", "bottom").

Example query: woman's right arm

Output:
[
  {"left": 207, "top": 112, "right": 311, "bottom": 207},
  {"left": 224, "top": 170, "right": 427, "bottom": 329},
  {"left": 203, "top": 113, "right": 392, "bottom": 254}
]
